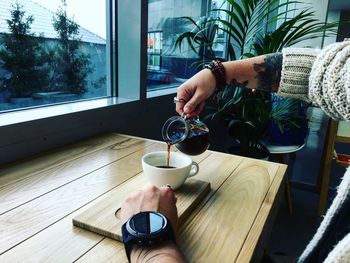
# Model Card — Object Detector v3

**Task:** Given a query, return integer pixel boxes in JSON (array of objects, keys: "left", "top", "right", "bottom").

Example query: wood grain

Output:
[
  {"left": 0, "top": 134, "right": 285, "bottom": 263},
  {"left": 73, "top": 177, "right": 210, "bottom": 241},
  {"left": 75, "top": 152, "right": 244, "bottom": 262},
  {"left": 0, "top": 138, "right": 152, "bottom": 215},
  {"left": 0, "top": 168, "right": 152, "bottom": 262},
  {"left": 0, "top": 142, "right": 166, "bottom": 254},
  {"left": 0, "top": 140, "right": 210, "bottom": 257},
  {"left": 0, "top": 133, "right": 126, "bottom": 187},
  {"left": 236, "top": 165, "right": 287, "bottom": 262},
  {"left": 177, "top": 159, "right": 279, "bottom": 263},
  {"left": 76, "top": 238, "right": 125, "bottom": 263}
]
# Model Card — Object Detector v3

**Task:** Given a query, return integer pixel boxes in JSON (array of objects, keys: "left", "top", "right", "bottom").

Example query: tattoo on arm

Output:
[
  {"left": 229, "top": 79, "right": 249, "bottom": 89},
  {"left": 253, "top": 53, "right": 282, "bottom": 92}
]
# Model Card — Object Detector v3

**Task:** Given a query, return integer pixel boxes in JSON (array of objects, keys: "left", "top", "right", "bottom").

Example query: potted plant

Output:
[
  {"left": 176, "top": 0, "right": 341, "bottom": 158},
  {"left": 266, "top": 93, "right": 309, "bottom": 146},
  {"left": 202, "top": 86, "right": 271, "bottom": 158}
]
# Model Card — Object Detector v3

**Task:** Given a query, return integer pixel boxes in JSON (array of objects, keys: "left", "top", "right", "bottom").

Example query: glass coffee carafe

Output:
[{"left": 162, "top": 116, "right": 210, "bottom": 155}]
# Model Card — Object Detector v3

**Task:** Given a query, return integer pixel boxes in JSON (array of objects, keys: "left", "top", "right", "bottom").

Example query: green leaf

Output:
[
  {"left": 215, "top": 10, "right": 245, "bottom": 37},
  {"left": 217, "top": 26, "right": 244, "bottom": 47},
  {"left": 175, "top": 32, "right": 196, "bottom": 51},
  {"left": 242, "top": 52, "right": 255, "bottom": 58},
  {"left": 226, "top": 0, "right": 249, "bottom": 27},
  {"left": 227, "top": 43, "right": 237, "bottom": 60}
]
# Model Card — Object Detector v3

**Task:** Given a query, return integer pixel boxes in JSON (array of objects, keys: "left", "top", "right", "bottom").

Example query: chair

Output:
[{"left": 317, "top": 119, "right": 350, "bottom": 215}]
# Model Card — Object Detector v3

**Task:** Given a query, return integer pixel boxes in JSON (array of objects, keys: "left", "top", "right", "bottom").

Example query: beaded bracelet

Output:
[{"left": 204, "top": 60, "right": 226, "bottom": 91}]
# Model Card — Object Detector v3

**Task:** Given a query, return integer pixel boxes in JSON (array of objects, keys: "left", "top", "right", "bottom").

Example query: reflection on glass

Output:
[
  {"left": 149, "top": 212, "right": 164, "bottom": 233},
  {"left": 0, "top": 0, "right": 107, "bottom": 112},
  {"left": 325, "top": 0, "right": 350, "bottom": 46},
  {"left": 147, "top": 0, "right": 224, "bottom": 92},
  {"left": 148, "top": 31, "right": 162, "bottom": 70}
]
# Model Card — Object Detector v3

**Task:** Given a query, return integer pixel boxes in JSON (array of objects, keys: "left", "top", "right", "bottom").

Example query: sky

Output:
[{"left": 33, "top": 0, "right": 106, "bottom": 39}]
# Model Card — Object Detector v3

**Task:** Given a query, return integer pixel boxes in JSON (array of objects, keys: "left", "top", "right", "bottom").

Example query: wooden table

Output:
[{"left": 0, "top": 133, "right": 287, "bottom": 262}]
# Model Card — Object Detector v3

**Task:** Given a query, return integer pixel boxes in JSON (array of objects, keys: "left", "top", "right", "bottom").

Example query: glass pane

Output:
[
  {"left": 147, "top": 0, "right": 215, "bottom": 92},
  {"left": 0, "top": 0, "right": 107, "bottom": 112}
]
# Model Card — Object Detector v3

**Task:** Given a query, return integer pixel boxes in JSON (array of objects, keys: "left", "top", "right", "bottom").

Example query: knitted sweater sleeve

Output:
[
  {"left": 297, "top": 167, "right": 350, "bottom": 263},
  {"left": 278, "top": 39, "right": 350, "bottom": 121},
  {"left": 278, "top": 47, "right": 319, "bottom": 101},
  {"left": 324, "top": 233, "right": 350, "bottom": 263}
]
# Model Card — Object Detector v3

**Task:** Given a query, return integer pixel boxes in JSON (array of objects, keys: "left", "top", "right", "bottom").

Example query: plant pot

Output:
[{"left": 228, "top": 143, "right": 269, "bottom": 160}]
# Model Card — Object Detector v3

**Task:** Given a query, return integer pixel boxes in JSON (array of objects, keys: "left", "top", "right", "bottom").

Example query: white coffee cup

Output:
[{"left": 142, "top": 151, "right": 199, "bottom": 190}]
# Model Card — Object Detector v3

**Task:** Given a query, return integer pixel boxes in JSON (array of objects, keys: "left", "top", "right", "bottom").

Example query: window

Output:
[
  {"left": 147, "top": 31, "right": 162, "bottom": 71},
  {"left": 0, "top": 0, "right": 107, "bottom": 112},
  {"left": 147, "top": 0, "right": 214, "bottom": 92}
]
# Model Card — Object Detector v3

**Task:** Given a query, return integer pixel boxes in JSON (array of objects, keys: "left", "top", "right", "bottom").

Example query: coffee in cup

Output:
[{"left": 142, "top": 151, "right": 199, "bottom": 190}]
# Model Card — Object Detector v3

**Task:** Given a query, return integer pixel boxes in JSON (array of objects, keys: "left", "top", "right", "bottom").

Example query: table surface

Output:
[{"left": 0, "top": 133, "right": 287, "bottom": 263}]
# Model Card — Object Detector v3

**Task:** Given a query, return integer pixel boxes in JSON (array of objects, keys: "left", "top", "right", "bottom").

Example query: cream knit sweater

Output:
[
  {"left": 279, "top": 39, "right": 350, "bottom": 121},
  {"left": 279, "top": 40, "right": 350, "bottom": 263},
  {"left": 298, "top": 168, "right": 350, "bottom": 263}
]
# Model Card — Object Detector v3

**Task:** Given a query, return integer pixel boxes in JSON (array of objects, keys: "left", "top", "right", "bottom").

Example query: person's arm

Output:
[
  {"left": 176, "top": 45, "right": 322, "bottom": 118},
  {"left": 121, "top": 185, "right": 187, "bottom": 263},
  {"left": 176, "top": 53, "right": 283, "bottom": 117},
  {"left": 224, "top": 53, "right": 283, "bottom": 92},
  {"left": 129, "top": 241, "right": 186, "bottom": 263}
]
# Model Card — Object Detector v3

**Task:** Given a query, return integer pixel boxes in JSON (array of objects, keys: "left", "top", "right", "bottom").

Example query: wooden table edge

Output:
[{"left": 235, "top": 164, "right": 287, "bottom": 262}]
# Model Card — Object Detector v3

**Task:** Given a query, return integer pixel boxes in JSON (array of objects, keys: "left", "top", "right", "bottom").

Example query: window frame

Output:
[
  {"left": 0, "top": 0, "right": 150, "bottom": 122},
  {"left": 2, "top": 0, "right": 226, "bottom": 165}
]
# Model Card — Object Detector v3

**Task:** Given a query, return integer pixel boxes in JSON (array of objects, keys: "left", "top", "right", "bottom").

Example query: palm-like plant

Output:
[
  {"left": 176, "top": 0, "right": 341, "bottom": 157},
  {"left": 177, "top": 0, "right": 339, "bottom": 60},
  {"left": 175, "top": 16, "right": 219, "bottom": 68},
  {"left": 252, "top": 9, "right": 339, "bottom": 56}
]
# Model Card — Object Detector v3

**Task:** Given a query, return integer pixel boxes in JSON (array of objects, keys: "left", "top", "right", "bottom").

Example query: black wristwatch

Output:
[{"left": 121, "top": 211, "right": 175, "bottom": 262}]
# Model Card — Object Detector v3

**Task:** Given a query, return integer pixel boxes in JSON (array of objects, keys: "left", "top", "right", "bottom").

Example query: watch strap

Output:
[
  {"left": 121, "top": 223, "right": 133, "bottom": 262},
  {"left": 121, "top": 212, "right": 175, "bottom": 262}
]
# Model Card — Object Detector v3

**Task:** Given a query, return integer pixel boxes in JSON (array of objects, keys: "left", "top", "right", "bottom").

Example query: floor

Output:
[{"left": 266, "top": 107, "right": 349, "bottom": 262}]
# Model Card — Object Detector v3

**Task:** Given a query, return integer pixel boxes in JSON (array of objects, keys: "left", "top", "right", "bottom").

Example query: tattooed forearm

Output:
[
  {"left": 253, "top": 53, "right": 282, "bottom": 92},
  {"left": 229, "top": 79, "right": 249, "bottom": 89}
]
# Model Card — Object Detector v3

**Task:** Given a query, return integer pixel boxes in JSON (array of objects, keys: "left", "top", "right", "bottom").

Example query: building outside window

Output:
[
  {"left": 1, "top": 0, "right": 227, "bottom": 110},
  {"left": 147, "top": 31, "right": 162, "bottom": 71},
  {"left": 0, "top": 0, "right": 107, "bottom": 112},
  {"left": 147, "top": 0, "right": 225, "bottom": 92}
]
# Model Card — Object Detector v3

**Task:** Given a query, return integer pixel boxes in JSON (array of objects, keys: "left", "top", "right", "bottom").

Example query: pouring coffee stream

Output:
[{"left": 162, "top": 115, "right": 210, "bottom": 167}]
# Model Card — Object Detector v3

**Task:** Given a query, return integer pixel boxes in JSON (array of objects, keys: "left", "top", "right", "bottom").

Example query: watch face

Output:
[{"left": 127, "top": 211, "right": 167, "bottom": 236}]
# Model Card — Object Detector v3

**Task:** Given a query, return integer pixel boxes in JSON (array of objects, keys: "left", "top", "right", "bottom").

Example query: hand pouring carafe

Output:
[{"left": 162, "top": 116, "right": 210, "bottom": 156}]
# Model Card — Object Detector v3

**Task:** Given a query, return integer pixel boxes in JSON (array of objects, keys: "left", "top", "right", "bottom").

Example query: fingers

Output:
[
  {"left": 175, "top": 69, "right": 216, "bottom": 117},
  {"left": 160, "top": 185, "right": 177, "bottom": 204},
  {"left": 183, "top": 91, "right": 206, "bottom": 117},
  {"left": 176, "top": 83, "right": 193, "bottom": 116},
  {"left": 159, "top": 186, "right": 178, "bottom": 230},
  {"left": 187, "top": 101, "right": 205, "bottom": 118},
  {"left": 175, "top": 100, "right": 186, "bottom": 116}
]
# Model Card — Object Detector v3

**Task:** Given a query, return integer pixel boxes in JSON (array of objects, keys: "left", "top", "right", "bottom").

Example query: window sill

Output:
[
  {"left": 147, "top": 86, "right": 178, "bottom": 98},
  {"left": 0, "top": 85, "right": 179, "bottom": 128},
  {"left": 0, "top": 97, "right": 135, "bottom": 127}
]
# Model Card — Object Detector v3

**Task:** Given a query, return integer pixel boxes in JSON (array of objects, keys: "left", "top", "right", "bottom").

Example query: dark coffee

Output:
[
  {"left": 156, "top": 165, "right": 176, "bottom": 169},
  {"left": 166, "top": 143, "right": 171, "bottom": 167},
  {"left": 174, "top": 128, "right": 209, "bottom": 155}
]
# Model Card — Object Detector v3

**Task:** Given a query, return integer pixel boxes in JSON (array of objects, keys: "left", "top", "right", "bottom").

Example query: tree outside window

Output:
[
  {"left": 0, "top": 2, "right": 49, "bottom": 98},
  {"left": 51, "top": 0, "right": 93, "bottom": 94}
]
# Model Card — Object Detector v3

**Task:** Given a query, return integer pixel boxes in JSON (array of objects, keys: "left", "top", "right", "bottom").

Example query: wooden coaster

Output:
[{"left": 73, "top": 175, "right": 210, "bottom": 242}]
